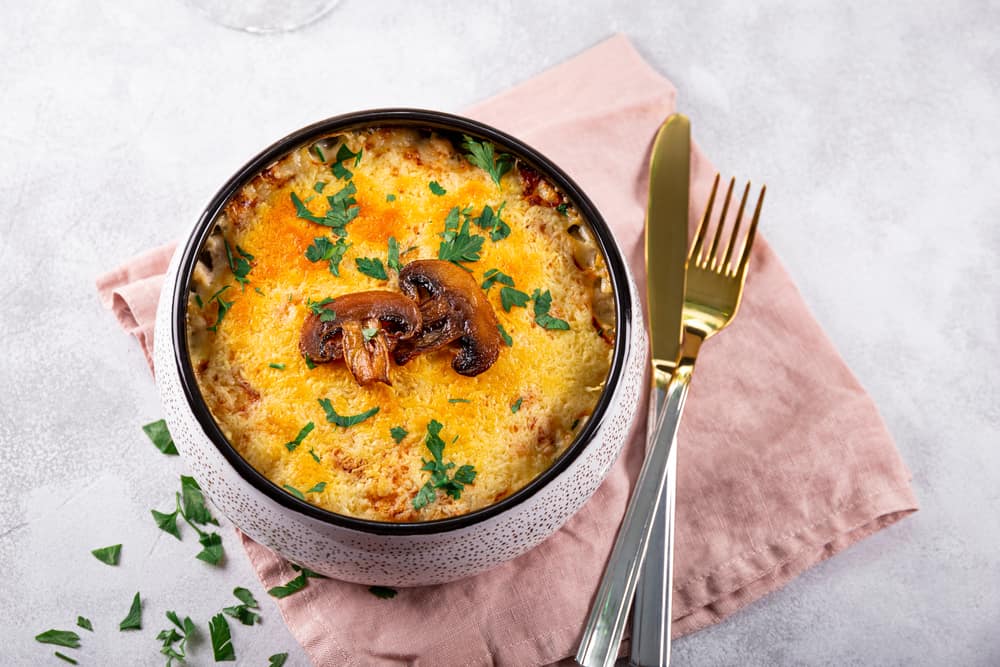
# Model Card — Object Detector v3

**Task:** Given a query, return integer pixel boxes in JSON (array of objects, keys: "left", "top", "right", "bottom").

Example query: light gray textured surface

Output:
[{"left": 2, "top": 1, "right": 997, "bottom": 665}]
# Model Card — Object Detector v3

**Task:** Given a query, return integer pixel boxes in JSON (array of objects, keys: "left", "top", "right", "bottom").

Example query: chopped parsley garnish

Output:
[
  {"left": 390, "top": 426, "right": 407, "bottom": 443},
  {"left": 412, "top": 420, "right": 477, "bottom": 510},
  {"left": 269, "top": 653, "right": 290, "bottom": 667},
  {"left": 76, "top": 616, "right": 92, "bottom": 632},
  {"left": 284, "top": 422, "right": 315, "bottom": 452},
  {"left": 119, "top": 592, "right": 143, "bottom": 631},
  {"left": 438, "top": 206, "right": 484, "bottom": 268},
  {"left": 209, "top": 613, "right": 235, "bottom": 662},
  {"left": 54, "top": 652, "right": 77, "bottom": 664},
  {"left": 308, "top": 448, "right": 321, "bottom": 463},
  {"left": 369, "top": 586, "right": 398, "bottom": 599},
  {"left": 356, "top": 256, "right": 388, "bottom": 280},
  {"left": 331, "top": 143, "right": 363, "bottom": 180},
  {"left": 448, "top": 398, "right": 470, "bottom": 404},
  {"left": 318, "top": 398, "right": 379, "bottom": 427},
  {"left": 268, "top": 564, "right": 327, "bottom": 599},
  {"left": 181, "top": 475, "right": 219, "bottom": 526},
  {"left": 305, "top": 236, "right": 350, "bottom": 276},
  {"left": 196, "top": 532, "right": 224, "bottom": 565},
  {"left": 311, "top": 144, "right": 327, "bottom": 162},
  {"left": 362, "top": 326, "right": 378, "bottom": 341},
  {"left": 193, "top": 293, "right": 203, "bottom": 308},
  {"left": 429, "top": 181, "right": 446, "bottom": 196},
  {"left": 532, "top": 289, "right": 570, "bottom": 330},
  {"left": 35, "top": 630, "right": 81, "bottom": 648},
  {"left": 313, "top": 181, "right": 327, "bottom": 193},
  {"left": 158, "top": 610, "right": 196, "bottom": 665},
  {"left": 223, "top": 587, "right": 261, "bottom": 626},
  {"left": 206, "top": 285, "right": 233, "bottom": 332},
  {"left": 142, "top": 419, "right": 178, "bottom": 455},
  {"left": 91, "top": 543, "right": 122, "bottom": 566},
  {"left": 387, "top": 236, "right": 402, "bottom": 272},
  {"left": 306, "top": 296, "right": 336, "bottom": 322},
  {"left": 224, "top": 239, "right": 253, "bottom": 287},
  {"left": 306, "top": 482, "right": 327, "bottom": 494},
  {"left": 474, "top": 202, "right": 510, "bottom": 241},
  {"left": 269, "top": 363, "right": 286, "bottom": 370},
  {"left": 151, "top": 477, "right": 224, "bottom": 564},
  {"left": 283, "top": 485, "right": 305, "bottom": 500},
  {"left": 254, "top": 286, "right": 265, "bottom": 296},
  {"left": 500, "top": 286, "right": 530, "bottom": 312},
  {"left": 498, "top": 324, "right": 513, "bottom": 347},
  {"left": 304, "top": 354, "right": 316, "bottom": 369},
  {"left": 291, "top": 181, "right": 360, "bottom": 236},
  {"left": 556, "top": 203, "right": 569, "bottom": 216},
  {"left": 386, "top": 193, "right": 396, "bottom": 202},
  {"left": 481, "top": 268, "right": 514, "bottom": 292},
  {"left": 461, "top": 135, "right": 513, "bottom": 187},
  {"left": 511, "top": 397, "right": 523, "bottom": 413}
]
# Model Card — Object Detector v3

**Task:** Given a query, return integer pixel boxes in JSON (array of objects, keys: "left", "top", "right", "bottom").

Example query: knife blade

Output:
[{"left": 633, "top": 113, "right": 690, "bottom": 667}]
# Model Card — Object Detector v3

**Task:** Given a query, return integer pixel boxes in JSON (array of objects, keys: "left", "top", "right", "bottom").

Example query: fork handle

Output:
[{"left": 576, "top": 361, "right": 694, "bottom": 667}]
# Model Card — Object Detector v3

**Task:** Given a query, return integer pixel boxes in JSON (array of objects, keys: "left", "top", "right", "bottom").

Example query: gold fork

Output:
[{"left": 578, "top": 174, "right": 765, "bottom": 667}]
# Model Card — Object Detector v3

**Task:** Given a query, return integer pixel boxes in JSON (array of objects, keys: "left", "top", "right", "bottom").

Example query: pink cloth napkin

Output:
[{"left": 96, "top": 34, "right": 917, "bottom": 667}]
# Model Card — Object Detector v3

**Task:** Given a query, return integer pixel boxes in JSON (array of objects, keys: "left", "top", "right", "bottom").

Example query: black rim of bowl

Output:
[{"left": 172, "top": 108, "right": 633, "bottom": 536}]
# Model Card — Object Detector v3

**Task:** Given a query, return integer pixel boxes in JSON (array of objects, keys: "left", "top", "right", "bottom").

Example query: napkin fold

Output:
[{"left": 96, "top": 34, "right": 917, "bottom": 667}]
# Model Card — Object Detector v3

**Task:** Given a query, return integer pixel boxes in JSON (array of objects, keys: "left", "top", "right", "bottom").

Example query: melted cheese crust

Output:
[{"left": 187, "top": 127, "right": 615, "bottom": 522}]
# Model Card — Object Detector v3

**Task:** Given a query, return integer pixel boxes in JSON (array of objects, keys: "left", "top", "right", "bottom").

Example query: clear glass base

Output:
[{"left": 183, "top": 0, "right": 341, "bottom": 34}]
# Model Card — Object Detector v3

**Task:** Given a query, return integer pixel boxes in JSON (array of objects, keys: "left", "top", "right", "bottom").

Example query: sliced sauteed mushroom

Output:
[
  {"left": 394, "top": 259, "right": 503, "bottom": 376},
  {"left": 299, "top": 291, "right": 421, "bottom": 386}
]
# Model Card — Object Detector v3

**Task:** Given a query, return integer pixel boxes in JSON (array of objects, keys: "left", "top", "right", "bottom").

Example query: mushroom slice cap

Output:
[{"left": 395, "top": 259, "right": 503, "bottom": 376}]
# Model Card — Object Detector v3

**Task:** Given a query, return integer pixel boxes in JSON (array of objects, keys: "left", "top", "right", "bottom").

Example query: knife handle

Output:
[{"left": 576, "top": 363, "right": 693, "bottom": 667}]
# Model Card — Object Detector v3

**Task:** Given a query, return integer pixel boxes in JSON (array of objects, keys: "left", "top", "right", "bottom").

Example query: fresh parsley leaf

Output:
[
  {"left": 532, "top": 289, "right": 570, "bottom": 330},
  {"left": 413, "top": 420, "right": 477, "bottom": 509},
  {"left": 268, "top": 653, "right": 289, "bottom": 667},
  {"left": 209, "top": 613, "right": 236, "bottom": 662},
  {"left": 254, "top": 286, "right": 265, "bottom": 296},
  {"left": 54, "top": 652, "right": 77, "bottom": 664},
  {"left": 305, "top": 236, "right": 351, "bottom": 276},
  {"left": 35, "top": 630, "right": 81, "bottom": 648},
  {"left": 284, "top": 422, "right": 315, "bottom": 452},
  {"left": 159, "top": 610, "right": 195, "bottom": 666},
  {"left": 453, "top": 464, "right": 477, "bottom": 485},
  {"left": 267, "top": 568, "right": 317, "bottom": 599},
  {"left": 306, "top": 482, "right": 327, "bottom": 494},
  {"left": 500, "top": 286, "right": 530, "bottom": 312},
  {"left": 306, "top": 296, "right": 337, "bottom": 322},
  {"left": 556, "top": 203, "right": 569, "bottom": 216},
  {"left": 362, "top": 326, "right": 378, "bottom": 341},
  {"left": 331, "top": 143, "right": 362, "bottom": 180},
  {"left": 196, "top": 532, "right": 224, "bottom": 565},
  {"left": 224, "top": 239, "right": 252, "bottom": 287},
  {"left": 429, "top": 181, "right": 446, "bottom": 196},
  {"left": 355, "top": 257, "right": 388, "bottom": 280},
  {"left": 233, "top": 587, "right": 258, "bottom": 607},
  {"left": 438, "top": 207, "right": 484, "bottom": 268},
  {"left": 76, "top": 616, "right": 92, "bottom": 632},
  {"left": 385, "top": 194, "right": 396, "bottom": 202},
  {"left": 152, "top": 507, "right": 182, "bottom": 540},
  {"left": 511, "top": 397, "right": 523, "bottom": 413},
  {"left": 474, "top": 202, "right": 510, "bottom": 241},
  {"left": 498, "top": 324, "right": 513, "bottom": 347},
  {"left": 314, "top": 181, "right": 327, "bottom": 193},
  {"left": 461, "top": 135, "right": 513, "bottom": 187},
  {"left": 283, "top": 485, "right": 305, "bottom": 500},
  {"left": 304, "top": 354, "right": 316, "bottom": 369},
  {"left": 223, "top": 604, "right": 260, "bottom": 626},
  {"left": 387, "top": 236, "right": 402, "bottom": 272},
  {"left": 448, "top": 398, "right": 470, "bottom": 404},
  {"left": 390, "top": 426, "right": 407, "bottom": 443},
  {"left": 412, "top": 483, "right": 437, "bottom": 510},
  {"left": 91, "top": 543, "right": 122, "bottom": 566},
  {"left": 311, "top": 144, "right": 327, "bottom": 162},
  {"left": 194, "top": 293, "right": 204, "bottom": 308},
  {"left": 318, "top": 398, "right": 379, "bottom": 427},
  {"left": 180, "top": 476, "right": 219, "bottom": 526},
  {"left": 119, "top": 592, "right": 142, "bottom": 631},
  {"left": 206, "top": 285, "right": 233, "bottom": 332},
  {"left": 481, "top": 268, "right": 514, "bottom": 292},
  {"left": 269, "top": 363, "right": 286, "bottom": 370},
  {"left": 308, "top": 448, "right": 321, "bottom": 463},
  {"left": 142, "top": 419, "right": 178, "bottom": 455},
  {"left": 292, "top": 182, "right": 360, "bottom": 236},
  {"left": 368, "top": 586, "right": 397, "bottom": 599}
]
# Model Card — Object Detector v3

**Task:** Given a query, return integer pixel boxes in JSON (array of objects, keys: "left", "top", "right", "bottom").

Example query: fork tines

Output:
[{"left": 690, "top": 174, "right": 766, "bottom": 277}]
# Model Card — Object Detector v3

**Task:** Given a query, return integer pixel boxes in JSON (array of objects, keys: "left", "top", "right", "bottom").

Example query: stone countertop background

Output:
[{"left": 2, "top": 1, "right": 997, "bottom": 665}]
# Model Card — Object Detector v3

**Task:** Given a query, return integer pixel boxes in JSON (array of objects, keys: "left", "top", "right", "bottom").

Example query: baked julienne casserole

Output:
[{"left": 186, "top": 126, "right": 616, "bottom": 522}]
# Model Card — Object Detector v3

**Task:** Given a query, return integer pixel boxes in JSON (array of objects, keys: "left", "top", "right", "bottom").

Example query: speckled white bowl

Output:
[{"left": 154, "top": 109, "right": 646, "bottom": 586}]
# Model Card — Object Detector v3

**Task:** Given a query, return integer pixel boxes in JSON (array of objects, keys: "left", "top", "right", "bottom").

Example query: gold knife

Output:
[
  {"left": 576, "top": 114, "right": 690, "bottom": 667},
  {"left": 632, "top": 114, "right": 691, "bottom": 666}
]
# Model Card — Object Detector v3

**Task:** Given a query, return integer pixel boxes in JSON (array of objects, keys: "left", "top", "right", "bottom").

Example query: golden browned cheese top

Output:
[{"left": 186, "top": 127, "right": 615, "bottom": 522}]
